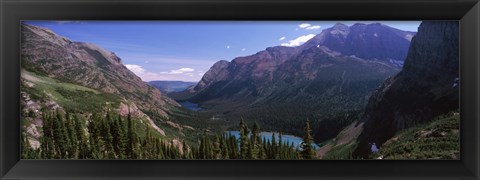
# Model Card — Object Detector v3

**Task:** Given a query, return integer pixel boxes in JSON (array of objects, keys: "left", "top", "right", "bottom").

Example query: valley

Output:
[{"left": 20, "top": 21, "right": 459, "bottom": 160}]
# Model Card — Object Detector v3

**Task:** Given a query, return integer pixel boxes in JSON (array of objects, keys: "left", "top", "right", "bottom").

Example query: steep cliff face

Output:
[
  {"left": 194, "top": 60, "right": 231, "bottom": 91},
  {"left": 21, "top": 24, "right": 179, "bottom": 117},
  {"left": 355, "top": 21, "right": 459, "bottom": 157}
]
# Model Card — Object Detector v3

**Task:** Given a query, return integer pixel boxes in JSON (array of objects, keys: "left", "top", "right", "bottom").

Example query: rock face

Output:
[
  {"left": 21, "top": 24, "right": 179, "bottom": 117},
  {"left": 302, "top": 23, "right": 415, "bottom": 66},
  {"left": 354, "top": 21, "right": 459, "bottom": 157},
  {"left": 194, "top": 60, "right": 231, "bottom": 91}
]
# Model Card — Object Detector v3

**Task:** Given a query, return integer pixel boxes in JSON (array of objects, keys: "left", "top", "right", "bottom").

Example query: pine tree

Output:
[
  {"left": 278, "top": 132, "right": 283, "bottom": 159},
  {"left": 250, "top": 122, "right": 260, "bottom": 159},
  {"left": 88, "top": 114, "right": 103, "bottom": 159},
  {"left": 228, "top": 134, "right": 238, "bottom": 159},
  {"left": 301, "top": 118, "right": 316, "bottom": 159},
  {"left": 73, "top": 115, "right": 89, "bottom": 159},
  {"left": 101, "top": 112, "right": 115, "bottom": 158},
  {"left": 260, "top": 137, "right": 267, "bottom": 159},
  {"left": 52, "top": 110, "right": 70, "bottom": 158},
  {"left": 220, "top": 134, "right": 230, "bottom": 159},
  {"left": 40, "top": 112, "right": 54, "bottom": 158},
  {"left": 21, "top": 132, "right": 34, "bottom": 159},
  {"left": 271, "top": 133, "right": 278, "bottom": 159},
  {"left": 239, "top": 118, "right": 249, "bottom": 159},
  {"left": 65, "top": 112, "right": 77, "bottom": 158},
  {"left": 126, "top": 111, "right": 137, "bottom": 159},
  {"left": 111, "top": 114, "right": 125, "bottom": 159}
]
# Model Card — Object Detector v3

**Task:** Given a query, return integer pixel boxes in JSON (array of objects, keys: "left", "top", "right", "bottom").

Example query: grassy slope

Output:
[
  {"left": 319, "top": 121, "right": 363, "bottom": 159},
  {"left": 21, "top": 70, "right": 173, "bottom": 140},
  {"left": 372, "top": 112, "right": 460, "bottom": 159},
  {"left": 319, "top": 111, "right": 459, "bottom": 160},
  {"left": 22, "top": 69, "right": 215, "bottom": 148},
  {"left": 22, "top": 70, "right": 120, "bottom": 113}
]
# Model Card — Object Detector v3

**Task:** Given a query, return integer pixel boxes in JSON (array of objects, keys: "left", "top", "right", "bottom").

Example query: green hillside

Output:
[
  {"left": 21, "top": 70, "right": 120, "bottom": 113},
  {"left": 372, "top": 112, "right": 460, "bottom": 159}
]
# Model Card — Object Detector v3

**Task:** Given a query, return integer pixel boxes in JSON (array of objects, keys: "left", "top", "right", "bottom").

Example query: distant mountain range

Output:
[
  {"left": 148, "top": 81, "right": 196, "bottom": 93},
  {"left": 176, "top": 23, "right": 416, "bottom": 140}
]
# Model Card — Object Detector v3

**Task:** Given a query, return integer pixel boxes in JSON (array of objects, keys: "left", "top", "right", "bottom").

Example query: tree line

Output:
[
  {"left": 22, "top": 110, "right": 183, "bottom": 159},
  {"left": 190, "top": 118, "right": 316, "bottom": 159},
  {"left": 22, "top": 110, "right": 317, "bottom": 160}
]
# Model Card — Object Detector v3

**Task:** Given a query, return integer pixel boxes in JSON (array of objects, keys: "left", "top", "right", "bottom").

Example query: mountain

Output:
[
  {"left": 148, "top": 81, "right": 196, "bottom": 93},
  {"left": 302, "top": 23, "right": 415, "bottom": 67},
  {"left": 180, "top": 23, "right": 414, "bottom": 140},
  {"left": 21, "top": 24, "right": 179, "bottom": 117},
  {"left": 20, "top": 24, "right": 188, "bottom": 149},
  {"left": 354, "top": 21, "right": 459, "bottom": 158}
]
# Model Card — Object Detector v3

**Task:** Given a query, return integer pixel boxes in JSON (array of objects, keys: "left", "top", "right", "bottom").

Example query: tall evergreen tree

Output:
[
  {"left": 239, "top": 118, "right": 250, "bottom": 159},
  {"left": 21, "top": 132, "right": 36, "bottom": 159},
  {"left": 73, "top": 115, "right": 89, "bottom": 159},
  {"left": 250, "top": 122, "right": 261, "bottom": 159},
  {"left": 40, "top": 112, "right": 54, "bottom": 158},
  {"left": 126, "top": 111, "right": 138, "bottom": 159},
  {"left": 52, "top": 111, "right": 70, "bottom": 158},
  {"left": 111, "top": 114, "right": 125, "bottom": 158},
  {"left": 301, "top": 118, "right": 316, "bottom": 159},
  {"left": 64, "top": 112, "right": 77, "bottom": 158},
  {"left": 278, "top": 132, "right": 283, "bottom": 159},
  {"left": 101, "top": 112, "right": 113, "bottom": 158},
  {"left": 213, "top": 135, "right": 221, "bottom": 159},
  {"left": 271, "top": 133, "right": 278, "bottom": 159},
  {"left": 220, "top": 134, "right": 230, "bottom": 159}
]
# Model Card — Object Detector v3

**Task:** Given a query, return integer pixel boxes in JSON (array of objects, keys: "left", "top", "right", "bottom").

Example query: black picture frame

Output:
[{"left": 1, "top": 0, "right": 479, "bottom": 179}]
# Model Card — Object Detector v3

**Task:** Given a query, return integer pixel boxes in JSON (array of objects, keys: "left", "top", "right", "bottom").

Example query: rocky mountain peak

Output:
[
  {"left": 193, "top": 60, "right": 231, "bottom": 91},
  {"left": 22, "top": 23, "right": 72, "bottom": 47},
  {"left": 75, "top": 42, "right": 123, "bottom": 65},
  {"left": 332, "top": 22, "right": 349, "bottom": 29},
  {"left": 21, "top": 23, "right": 178, "bottom": 118},
  {"left": 328, "top": 23, "right": 350, "bottom": 36}
]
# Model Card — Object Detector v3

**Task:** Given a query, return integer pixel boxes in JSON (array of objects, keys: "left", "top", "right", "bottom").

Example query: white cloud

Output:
[
  {"left": 125, "top": 64, "right": 200, "bottom": 82},
  {"left": 280, "top": 34, "right": 316, "bottom": 47},
  {"left": 299, "top": 23, "right": 311, "bottom": 28},
  {"left": 241, "top": 48, "right": 246, "bottom": 51},
  {"left": 162, "top": 67, "right": 195, "bottom": 74},
  {"left": 306, "top": 25, "right": 321, "bottom": 30},
  {"left": 125, "top": 64, "right": 162, "bottom": 81},
  {"left": 125, "top": 64, "right": 145, "bottom": 74},
  {"left": 298, "top": 23, "right": 321, "bottom": 30},
  {"left": 121, "top": 53, "right": 217, "bottom": 81},
  {"left": 227, "top": 45, "right": 230, "bottom": 49},
  {"left": 279, "top": 37, "right": 286, "bottom": 41}
]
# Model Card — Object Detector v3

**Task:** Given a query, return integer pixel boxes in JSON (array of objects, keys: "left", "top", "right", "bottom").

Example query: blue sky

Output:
[{"left": 24, "top": 21, "right": 421, "bottom": 82}]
